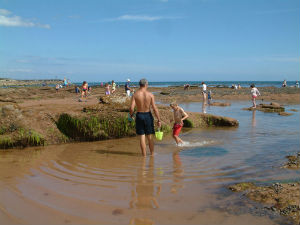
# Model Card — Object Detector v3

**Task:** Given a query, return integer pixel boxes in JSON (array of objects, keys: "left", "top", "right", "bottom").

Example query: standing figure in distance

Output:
[{"left": 250, "top": 84, "right": 261, "bottom": 108}]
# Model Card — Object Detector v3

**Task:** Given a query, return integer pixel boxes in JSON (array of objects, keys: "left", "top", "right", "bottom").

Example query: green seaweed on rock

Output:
[{"left": 56, "top": 113, "right": 136, "bottom": 141}]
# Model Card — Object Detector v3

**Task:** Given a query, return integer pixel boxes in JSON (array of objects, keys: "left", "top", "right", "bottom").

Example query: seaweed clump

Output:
[
  {"left": 0, "top": 129, "right": 45, "bottom": 149},
  {"left": 56, "top": 113, "right": 136, "bottom": 141}
]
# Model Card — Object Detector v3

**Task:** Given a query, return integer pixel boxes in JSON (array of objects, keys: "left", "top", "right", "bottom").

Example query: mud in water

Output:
[{"left": 0, "top": 102, "right": 299, "bottom": 225}]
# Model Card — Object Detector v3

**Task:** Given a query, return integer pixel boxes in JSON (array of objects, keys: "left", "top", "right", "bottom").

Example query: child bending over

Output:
[{"left": 170, "top": 103, "right": 189, "bottom": 145}]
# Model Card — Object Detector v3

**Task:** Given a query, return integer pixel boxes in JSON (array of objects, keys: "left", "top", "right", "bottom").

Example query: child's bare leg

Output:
[
  {"left": 173, "top": 135, "right": 183, "bottom": 145},
  {"left": 252, "top": 98, "right": 256, "bottom": 108}
]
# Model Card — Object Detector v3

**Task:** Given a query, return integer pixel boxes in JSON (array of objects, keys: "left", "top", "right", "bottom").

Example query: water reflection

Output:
[
  {"left": 252, "top": 110, "right": 256, "bottom": 128},
  {"left": 202, "top": 103, "right": 207, "bottom": 114},
  {"left": 171, "top": 151, "right": 184, "bottom": 194},
  {"left": 129, "top": 157, "right": 161, "bottom": 209},
  {"left": 129, "top": 217, "right": 154, "bottom": 225}
]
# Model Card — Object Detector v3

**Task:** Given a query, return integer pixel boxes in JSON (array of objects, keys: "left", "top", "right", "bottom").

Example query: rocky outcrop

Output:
[
  {"left": 0, "top": 78, "right": 62, "bottom": 87},
  {"left": 209, "top": 102, "right": 231, "bottom": 107},
  {"left": 278, "top": 112, "right": 293, "bottom": 116},
  {"left": 229, "top": 182, "right": 300, "bottom": 224},
  {"left": 243, "top": 102, "right": 285, "bottom": 112},
  {"left": 282, "top": 153, "right": 300, "bottom": 169}
]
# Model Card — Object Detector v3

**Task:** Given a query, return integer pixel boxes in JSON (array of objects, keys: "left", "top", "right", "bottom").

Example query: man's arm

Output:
[
  {"left": 129, "top": 95, "right": 136, "bottom": 117},
  {"left": 151, "top": 94, "right": 161, "bottom": 127}
]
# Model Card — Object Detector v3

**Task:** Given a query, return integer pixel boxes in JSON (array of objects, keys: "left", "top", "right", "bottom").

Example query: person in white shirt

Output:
[
  {"left": 250, "top": 84, "right": 261, "bottom": 108},
  {"left": 201, "top": 82, "right": 207, "bottom": 104}
]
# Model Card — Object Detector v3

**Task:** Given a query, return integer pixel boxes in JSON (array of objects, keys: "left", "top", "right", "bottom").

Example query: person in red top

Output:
[{"left": 170, "top": 102, "right": 189, "bottom": 145}]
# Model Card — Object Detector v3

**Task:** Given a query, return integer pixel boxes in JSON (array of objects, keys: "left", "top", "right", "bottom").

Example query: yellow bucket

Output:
[{"left": 155, "top": 131, "right": 163, "bottom": 141}]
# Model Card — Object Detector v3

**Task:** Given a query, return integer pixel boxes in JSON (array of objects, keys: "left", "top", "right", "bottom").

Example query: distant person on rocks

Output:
[
  {"left": 295, "top": 81, "right": 299, "bottom": 88},
  {"left": 201, "top": 82, "right": 207, "bottom": 104},
  {"left": 282, "top": 80, "right": 287, "bottom": 87},
  {"left": 207, "top": 90, "right": 212, "bottom": 104},
  {"left": 56, "top": 84, "right": 59, "bottom": 93},
  {"left": 184, "top": 84, "right": 190, "bottom": 90},
  {"left": 125, "top": 79, "right": 132, "bottom": 97},
  {"left": 111, "top": 80, "right": 116, "bottom": 94},
  {"left": 129, "top": 78, "right": 161, "bottom": 156},
  {"left": 238, "top": 83, "right": 241, "bottom": 89},
  {"left": 80, "top": 81, "right": 88, "bottom": 101},
  {"left": 250, "top": 84, "right": 261, "bottom": 108},
  {"left": 105, "top": 83, "right": 110, "bottom": 95},
  {"left": 88, "top": 86, "right": 92, "bottom": 93},
  {"left": 63, "top": 77, "right": 68, "bottom": 87},
  {"left": 75, "top": 86, "right": 80, "bottom": 94},
  {"left": 170, "top": 103, "right": 188, "bottom": 146}
]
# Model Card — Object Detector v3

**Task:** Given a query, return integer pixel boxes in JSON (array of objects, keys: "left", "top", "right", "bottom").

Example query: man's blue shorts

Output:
[{"left": 135, "top": 112, "right": 155, "bottom": 135}]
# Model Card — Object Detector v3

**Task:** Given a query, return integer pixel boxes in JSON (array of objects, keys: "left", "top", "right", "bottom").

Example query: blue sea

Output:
[
  {"left": 2, "top": 80, "right": 298, "bottom": 88},
  {"left": 82, "top": 80, "right": 298, "bottom": 88}
]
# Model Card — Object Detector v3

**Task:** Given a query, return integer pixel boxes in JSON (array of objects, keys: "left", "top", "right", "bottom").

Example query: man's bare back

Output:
[{"left": 133, "top": 89, "right": 153, "bottom": 112}]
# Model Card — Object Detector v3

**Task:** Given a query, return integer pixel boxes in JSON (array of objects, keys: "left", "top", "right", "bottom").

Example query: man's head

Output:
[
  {"left": 139, "top": 78, "right": 148, "bottom": 87},
  {"left": 170, "top": 102, "right": 179, "bottom": 110}
]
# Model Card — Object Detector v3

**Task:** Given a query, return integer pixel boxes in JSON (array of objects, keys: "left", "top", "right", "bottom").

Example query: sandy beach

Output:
[{"left": 0, "top": 83, "right": 299, "bottom": 224}]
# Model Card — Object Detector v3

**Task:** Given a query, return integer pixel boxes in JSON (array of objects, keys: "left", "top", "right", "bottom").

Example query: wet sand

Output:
[{"left": 0, "top": 139, "right": 292, "bottom": 225}]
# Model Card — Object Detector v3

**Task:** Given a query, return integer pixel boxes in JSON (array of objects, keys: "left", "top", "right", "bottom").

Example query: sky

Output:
[{"left": 0, "top": 0, "right": 299, "bottom": 82}]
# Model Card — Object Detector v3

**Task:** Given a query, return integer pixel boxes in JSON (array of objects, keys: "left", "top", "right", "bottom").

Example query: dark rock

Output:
[
  {"left": 278, "top": 112, "right": 293, "bottom": 116},
  {"left": 160, "top": 92, "right": 171, "bottom": 95}
]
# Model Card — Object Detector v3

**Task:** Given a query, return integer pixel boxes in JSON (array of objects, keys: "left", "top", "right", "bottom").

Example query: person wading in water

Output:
[{"left": 129, "top": 79, "right": 161, "bottom": 156}]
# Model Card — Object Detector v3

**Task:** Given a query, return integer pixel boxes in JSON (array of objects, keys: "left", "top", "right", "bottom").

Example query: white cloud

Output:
[
  {"left": 0, "top": 8, "right": 50, "bottom": 28},
  {"left": 104, "top": 14, "right": 181, "bottom": 22},
  {"left": 0, "top": 9, "right": 11, "bottom": 15}
]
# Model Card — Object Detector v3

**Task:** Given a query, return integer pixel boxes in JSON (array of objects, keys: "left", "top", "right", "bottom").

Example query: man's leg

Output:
[
  {"left": 140, "top": 135, "right": 147, "bottom": 156},
  {"left": 146, "top": 135, "right": 154, "bottom": 156}
]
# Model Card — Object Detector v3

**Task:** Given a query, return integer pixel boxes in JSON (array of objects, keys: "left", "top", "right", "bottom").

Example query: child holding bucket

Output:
[{"left": 170, "top": 102, "right": 189, "bottom": 145}]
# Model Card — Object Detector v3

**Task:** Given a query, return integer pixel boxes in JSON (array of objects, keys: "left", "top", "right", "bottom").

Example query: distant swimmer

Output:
[
  {"left": 129, "top": 78, "right": 161, "bottom": 156},
  {"left": 250, "top": 84, "right": 261, "bottom": 108},
  {"left": 170, "top": 102, "right": 189, "bottom": 146}
]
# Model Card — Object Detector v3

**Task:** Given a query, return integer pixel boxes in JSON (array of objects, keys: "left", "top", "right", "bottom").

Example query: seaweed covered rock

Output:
[
  {"left": 56, "top": 113, "right": 136, "bottom": 141},
  {"left": 243, "top": 102, "right": 285, "bottom": 113},
  {"left": 200, "top": 114, "right": 239, "bottom": 127},
  {"left": 183, "top": 119, "right": 194, "bottom": 128},
  {"left": 0, "top": 129, "right": 45, "bottom": 149},
  {"left": 228, "top": 182, "right": 300, "bottom": 224},
  {"left": 282, "top": 153, "right": 300, "bottom": 169}
]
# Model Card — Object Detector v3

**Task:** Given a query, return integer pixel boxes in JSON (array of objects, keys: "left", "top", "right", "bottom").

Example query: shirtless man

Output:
[{"left": 130, "top": 79, "right": 161, "bottom": 156}]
